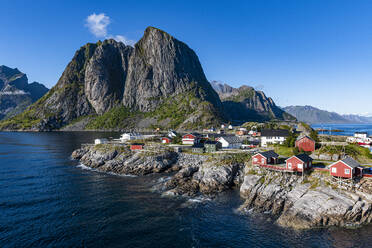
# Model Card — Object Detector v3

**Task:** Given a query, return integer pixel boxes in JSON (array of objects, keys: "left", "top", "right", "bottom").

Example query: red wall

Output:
[
  {"left": 130, "top": 145, "right": 143, "bottom": 150},
  {"left": 252, "top": 154, "right": 266, "bottom": 165},
  {"left": 295, "top": 137, "right": 315, "bottom": 152},
  {"left": 330, "top": 161, "right": 353, "bottom": 178},
  {"left": 286, "top": 157, "right": 312, "bottom": 172}
]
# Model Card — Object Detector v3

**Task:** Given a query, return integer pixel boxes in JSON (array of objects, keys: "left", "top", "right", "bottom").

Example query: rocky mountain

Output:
[
  {"left": 211, "top": 81, "right": 295, "bottom": 123},
  {"left": 0, "top": 66, "right": 48, "bottom": 120},
  {"left": 283, "top": 105, "right": 372, "bottom": 124},
  {"left": 342, "top": 114, "right": 372, "bottom": 124},
  {"left": 0, "top": 27, "right": 223, "bottom": 131}
]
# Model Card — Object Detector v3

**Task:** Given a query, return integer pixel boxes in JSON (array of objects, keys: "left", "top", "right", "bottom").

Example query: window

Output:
[
  {"left": 298, "top": 164, "right": 303, "bottom": 169},
  {"left": 288, "top": 163, "right": 292, "bottom": 169},
  {"left": 345, "top": 169, "right": 350, "bottom": 174},
  {"left": 253, "top": 158, "right": 258, "bottom": 162},
  {"left": 261, "top": 158, "right": 265, "bottom": 164},
  {"left": 331, "top": 167, "right": 337, "bottom": 173}
]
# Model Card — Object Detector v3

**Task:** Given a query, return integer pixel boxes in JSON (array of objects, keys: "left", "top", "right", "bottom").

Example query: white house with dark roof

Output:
[
  {"left": 216, "top": 136, "right": 242, "bottom": 149},
  {"left": 260, "top": 129, "right": 290, "bottom": 147}
]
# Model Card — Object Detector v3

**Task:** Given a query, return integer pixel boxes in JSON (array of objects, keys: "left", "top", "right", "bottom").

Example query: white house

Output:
[
  {"left": 182, "top": 133, "right": 202, "bottom": 145},
  {"left": 216, "top": 136, "right": 242, "bottom": 149},
  {"left": 120, "top": 133, "right": 142, "bottom": 142},
  {"left": 347, "top": 132, "right": 371, "bottom": 145},
  {"left": 95, "top": 138, "right": 108, "bottom": 145},
  {"left": 228, "top": 125, "right": 233, "bottom": 130},
  {"left": 260, "top": 129, "right": 290, "bottom": 147},
  {"left": 354, "top": 132, "right": 368, "bottom": 139}
]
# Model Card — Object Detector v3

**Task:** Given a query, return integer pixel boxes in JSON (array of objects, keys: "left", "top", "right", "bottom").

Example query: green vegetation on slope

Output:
[
  {"left": 317, "top": 144, "right": 372, "bottom": 163},
  {"left": 0, "top": 108, "right": 41, "bottom": 129},
  {"left": 145, "top": 90, "right": 221, "bottom": 130},
  {"left": 85, "top": 106, "right": 138, "bottom": 130},
  {"left": 224, "top": 87, "right": 254, "bottom": 102}
]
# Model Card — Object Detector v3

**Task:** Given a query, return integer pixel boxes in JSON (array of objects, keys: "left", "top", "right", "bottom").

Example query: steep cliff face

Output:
[
  {"left": 0, "top": 27, "right": 223, "bottom": 130},
  {"left": 211, "top": 81, "right": 295, "bottom": 123},
  {"left": 0, "top": 65, "right": 48, "bottom": 120},
  {"left": 123, "top": 27, "right": 221, "bottom": 112},
  {"left": 85, "top": 40, "right": 133, "bottom": 114}
]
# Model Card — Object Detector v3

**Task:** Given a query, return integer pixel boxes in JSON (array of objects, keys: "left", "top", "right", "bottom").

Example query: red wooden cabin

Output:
[
  {"left": 182, "top": 133, "right": 201, "bottom": 145},
  {"left": 329, "top": 157, "right": 363, "bottom": 179},
  {"left": 130, "top": 143, "right": 144, "bottom": 151},
  {"left": 252, "top": 150, "right": 279, "bottom": 166},
  {"left": 161, "top": 137, "right": 171, "bottom": 144},
  {"left": 285, "top": 154, "right": 313, "bottom": 172},
  {"left": 295, "top": 135, "right": 316, "bottom": 152}
]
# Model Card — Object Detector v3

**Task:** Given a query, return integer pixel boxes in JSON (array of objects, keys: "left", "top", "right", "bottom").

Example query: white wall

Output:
[{"left": 261, "top": 136, "right": 286, "bottom": 147}]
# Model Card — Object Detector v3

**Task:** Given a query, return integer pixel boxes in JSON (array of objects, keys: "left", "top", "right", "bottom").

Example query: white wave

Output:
[
  {"left": 107, "top": 171, "right": 137, "bottom": 178},
  {"left": 77, "top": 163, "right": 98, "bottom": 171},
  {"left": 157, "top": 176, "right": 172, "bottom": 183},
  {"left": 76, "top": 164, "right": 136, "bottom": 177},
  {"left": 180, "top": 196, "right": 211, "bottom": 208}
]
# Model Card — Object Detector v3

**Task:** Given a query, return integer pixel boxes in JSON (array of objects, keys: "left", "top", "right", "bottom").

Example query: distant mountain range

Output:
[
  {"left": 0, "top": 65, "right": 48, "bottom": 120},
  {"left": 283, "top": 105, "right": 372, "bottom": 124}
]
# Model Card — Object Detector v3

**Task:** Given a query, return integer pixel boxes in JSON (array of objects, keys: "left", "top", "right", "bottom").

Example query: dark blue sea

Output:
[
  {"left": 311, "top": 124, "right": 372, "bottom": 137},
  {"left": 1, "top": 132, "right": 371, "bottom": 248}
]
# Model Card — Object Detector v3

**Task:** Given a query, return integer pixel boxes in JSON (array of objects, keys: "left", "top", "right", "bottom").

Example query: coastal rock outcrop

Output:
[
  {"left": 239, "top": 167, "right": 372, "bottom": 229},
  {"left": 71, "top": 145, "right": 244, "bottom": 195},
  {"left": 71, "top": 144, "right": 372, "bottom": 230},
  {"left": 72, "top": 144, "right": 178, "bottom": 175}
]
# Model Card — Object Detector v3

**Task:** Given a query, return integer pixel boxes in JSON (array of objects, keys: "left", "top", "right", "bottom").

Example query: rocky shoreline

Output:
[{"left": 71, "top": 144, "right": 372, "bottom": 230}]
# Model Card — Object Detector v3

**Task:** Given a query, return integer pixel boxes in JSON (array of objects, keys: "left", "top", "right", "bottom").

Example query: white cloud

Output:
[
  {"left": 110, "top": 35, "right": 136, "bottom": 46},
  {"left": 85, "top": 13, "right": 110, "bottom": 37},
  {"left": 85, "top": 13, "right": 135, "bottom": 46}
]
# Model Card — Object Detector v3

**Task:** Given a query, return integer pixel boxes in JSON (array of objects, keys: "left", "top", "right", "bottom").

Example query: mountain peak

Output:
[
  {"left": 212, "top": 81, "right": 295, "bottom": 123},
  {"left": 0, "top": 27, "right": 223, "bottom": 130},
  {"left": 0, "top": 66, "right": 48, "bottom": 120}
]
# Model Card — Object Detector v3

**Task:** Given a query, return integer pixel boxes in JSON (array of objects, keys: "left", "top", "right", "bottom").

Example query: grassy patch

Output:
[
  {"left": 86, "top": 106, "right": 139, "bottom": 130},
  {"left": 273, "top": 145, "right": 295, "bottom": 157}
]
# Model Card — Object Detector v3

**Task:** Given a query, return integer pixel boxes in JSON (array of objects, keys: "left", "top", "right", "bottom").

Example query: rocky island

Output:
[{"left": 71, "top": 142, "right": 372, "bottom": 230}]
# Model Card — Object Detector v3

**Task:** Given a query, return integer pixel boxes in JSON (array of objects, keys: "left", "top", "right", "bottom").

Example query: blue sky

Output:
[{"left": 1, "top": 0, "right": 372, "bottom": 115}]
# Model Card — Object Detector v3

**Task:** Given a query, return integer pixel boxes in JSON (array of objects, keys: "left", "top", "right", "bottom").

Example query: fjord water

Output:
[
  {"left": 1, "top": 132, "right": 371, "bottom": 248},
  {"left": 311, "top": 124, "right": 372, "bottom": 136}
]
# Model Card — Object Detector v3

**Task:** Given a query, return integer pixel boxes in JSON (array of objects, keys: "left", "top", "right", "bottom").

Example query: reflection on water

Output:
[{"left": 0, "top": 132, "right": 371, "bottom": 248}]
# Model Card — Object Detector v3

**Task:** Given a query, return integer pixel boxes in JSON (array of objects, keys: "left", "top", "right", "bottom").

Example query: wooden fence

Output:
[{"left": 258, "top": 164, "right": 372, "bottom": 179}]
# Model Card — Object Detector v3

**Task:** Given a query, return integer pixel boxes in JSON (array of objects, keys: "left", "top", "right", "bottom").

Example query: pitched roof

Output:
[
  {"left": 293, "top": 154, "right": 313, "bottom": 163},
  {"left": 258, "top": 150, "right": 279, "bottom": 158},
  {"left": 296, "top": 135, "right": 314, "bottom": 142},
  {"left": 355, "top": 132, "right": 368, "bottom": 135},
  {"left": 261, "top": 129, "right": 290, "bottom": 137},
  {"left": 341, "top": 157, "right": 361, "bottom": 168},
  {"left": 183, "top": 132, "right": 202, "bottom": 138},
  {"left": 204, "top": 140, "right": 220, "bottom": 145},
  {"left": 219, "top": 136, "right": 242, "bottom": 144}
]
